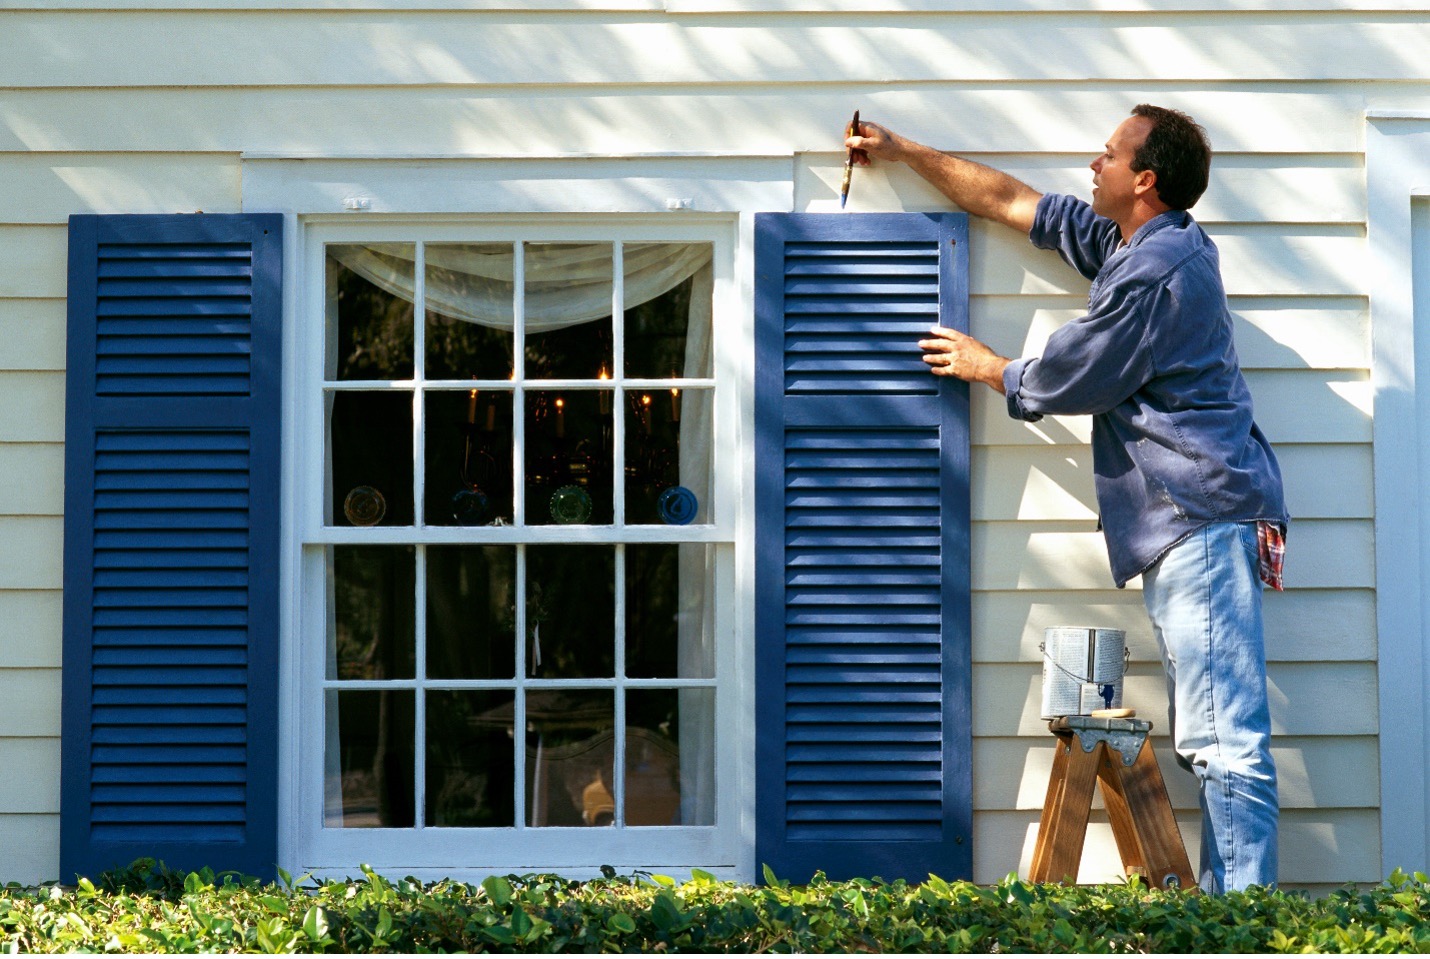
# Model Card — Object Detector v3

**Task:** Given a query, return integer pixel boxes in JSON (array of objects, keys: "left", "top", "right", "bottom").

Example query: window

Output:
[{"left": 294, "top": 222, "right": 737, "bottom": 872}]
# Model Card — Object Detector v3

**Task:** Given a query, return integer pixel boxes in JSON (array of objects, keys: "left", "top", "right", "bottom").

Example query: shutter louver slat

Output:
[
  {"left": 64, "top": 214, "right": 281, "bottom": 881},
  {"left": 757, "top": 213, "right": 971, "bottom": 883}
]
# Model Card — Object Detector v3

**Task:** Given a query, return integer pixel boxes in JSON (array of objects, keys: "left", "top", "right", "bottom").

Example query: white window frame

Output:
[
  {"left": 293, "top": 217, "right": 740, "bottom": 877},
  {"left": 250, "top": 154, "right": 792, "bottom": 882}
]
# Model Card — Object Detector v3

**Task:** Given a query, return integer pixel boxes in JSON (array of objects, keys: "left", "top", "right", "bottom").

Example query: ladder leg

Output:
[
  {"left": 1116, "top": 741, "right": 1195, "bottom": 890},
  {"left": 1097, "top": 749, "right": 1147, "bottom": 878},
  {"left": 1030, "top": 734, "right": 1072, "bottom": 882},
  {"left": 1036, "top": 739, "right": 1102, "bottom": 885}
]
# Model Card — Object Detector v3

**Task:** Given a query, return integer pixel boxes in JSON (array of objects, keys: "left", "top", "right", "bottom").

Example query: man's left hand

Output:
[{"left": 919, "top": 326, "right": 1011, "bottom": 392}]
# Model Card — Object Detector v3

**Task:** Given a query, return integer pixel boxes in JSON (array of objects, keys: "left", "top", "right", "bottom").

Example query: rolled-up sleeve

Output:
[
  {"left": 1031, "top": 194, "right": 1121, "bottom": 281},
  {"left": 1003, "top": 280, "right": 1159, "bottom": 420}
]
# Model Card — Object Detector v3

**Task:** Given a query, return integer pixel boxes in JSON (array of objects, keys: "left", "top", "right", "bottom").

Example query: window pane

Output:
[
  {"left": 623, "top": 243, "right": 713, "bottom": 380},
  {"left": 425, "top": 243, "right": 515, "bottom": 381},
  {"left": 424, "top": 389, "right": 513, "bottom": 527},
  {"left": 323, "top": 690, "right": 415, "bottom": 828},
  {"left": 327, "top": 244, "right": 414, "bottom": 381},
  {"left": 524, "top": 391, "right": 612, "bottom": 526},
  {"left": 330, "top": 545, "right": 415, "bottom": 681},
  {"left": 329, "top": 390, "right": 414, "bottom": 527},
  {"left": 524, "top": 243, "right": 612, "bottom": 380},
  {"left": 526, "top": 690, "right": 614, "bottom": 827},
  {"left": 426, "top": 546, "right": 516, "bottom": 679},
  {"left": 525, "top": 545, "right": 613, "bottom": 679},
  {"left": 426, "top": 690, "right": 516, "bottom": 827},
  {"left": 624, "top": 387, "right": 711, "bottom": 525},
  {"left": 626, "top": 688, "right": 715, "bottom": 826},
  {"left": 626, "top": 545, "right": 714, "bottom": 680}
]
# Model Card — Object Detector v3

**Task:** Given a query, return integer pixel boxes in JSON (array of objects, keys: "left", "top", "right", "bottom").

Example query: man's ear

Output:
[{"left": 1133, "top": 168, "right": 1160, "bottom": 201}]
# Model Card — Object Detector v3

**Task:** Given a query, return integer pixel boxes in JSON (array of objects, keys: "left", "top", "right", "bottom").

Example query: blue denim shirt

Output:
[{"left": 1002, "top": 193, "right": 1288, "bottom": 587}]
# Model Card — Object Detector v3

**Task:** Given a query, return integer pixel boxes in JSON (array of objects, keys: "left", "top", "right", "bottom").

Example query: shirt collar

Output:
[{"left": 1123, "top": 209, "right": 1189, "bottom": 249}]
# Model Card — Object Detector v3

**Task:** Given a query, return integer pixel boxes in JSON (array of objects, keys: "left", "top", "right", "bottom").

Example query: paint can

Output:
[{"left": 1040, "top": 626, "right": 1129, "bottom": 719}]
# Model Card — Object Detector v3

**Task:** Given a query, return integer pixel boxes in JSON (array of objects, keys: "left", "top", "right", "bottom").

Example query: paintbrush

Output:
[{"left": 840, "top": 109, "right": 864, "bottom": 208}]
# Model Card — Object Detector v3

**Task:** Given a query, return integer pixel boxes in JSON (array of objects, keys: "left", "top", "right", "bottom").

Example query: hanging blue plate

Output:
[
  {"left": 451, "top": 487, "right": 492, "bottom": 526},
  {"left": 657, "top": 485, "right": 698, "bottom": 525},
  {"left": 550, "top": 484, "right": 593, "bottom": 525}
]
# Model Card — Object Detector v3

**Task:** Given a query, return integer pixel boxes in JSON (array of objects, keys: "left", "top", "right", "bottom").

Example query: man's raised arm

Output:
[{"left": 847, "top": 121, "right": 1042, "bottom": 234}]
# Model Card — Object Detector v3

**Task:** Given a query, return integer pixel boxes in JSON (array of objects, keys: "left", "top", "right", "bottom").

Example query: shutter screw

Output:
[{"left": 955, "top": 836, "right": 964, "bottom": 844}]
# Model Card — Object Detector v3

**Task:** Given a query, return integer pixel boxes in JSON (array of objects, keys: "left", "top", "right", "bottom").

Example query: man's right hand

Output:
[{"left": 845, "top": 120, "right": 909, "bottom": 166}]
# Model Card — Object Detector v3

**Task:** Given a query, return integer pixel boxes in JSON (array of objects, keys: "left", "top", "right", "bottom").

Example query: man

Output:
[{"left": 847, "top": 106, "right": 1287, "bottom": 894}]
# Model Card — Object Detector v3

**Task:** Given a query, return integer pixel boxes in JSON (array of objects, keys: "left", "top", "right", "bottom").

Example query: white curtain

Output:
[{"left": 324, "top": 241, "right": 717, "bottom": 827}]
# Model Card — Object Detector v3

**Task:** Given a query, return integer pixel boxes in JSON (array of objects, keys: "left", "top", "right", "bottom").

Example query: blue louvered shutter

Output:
[
  {"left": 754, "top": 213, "right": 972, "bottom": 883},
  {"left": 61, "top": 214, "right": 282, "bottom": 880}
]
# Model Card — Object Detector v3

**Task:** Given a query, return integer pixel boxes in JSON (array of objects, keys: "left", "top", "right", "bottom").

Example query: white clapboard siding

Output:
[
  {"left": 973, "top": 736, "right": 1379, "bottom": 810},
  {"left": 0, "top": 153, "right": 241, "bottom": 223},
  {"left": 0, "top": 519, "right": 62, "bottom": 590},
  {"left": 0, "top": 591, "right": 62, "bottom": 668},
  {"left": 974, "top": 808, "right": 1382, "bottom": 885},
  {"left": 0, "top": 373, "right": 65, "bottom": 444},
  {"left": 972, "top": 443, "right": 1371, "bottom": 522},
  {"left": 0, "top": 445, "right": 64, "bottom": 517},
  {"left": 972, "top": 588, "right": 1378, "bottom": 665},
  {"left": 972, "top": 519, "right": 1372, "bottom": 591},
  {"left": 0, "top": 670, "right": 61, "bottom": 737},
  {"left": 796, "top": 153, "right": 1366, "bottom": 224},
  {"left": 0, "top": 228, "right": 67, "bottom": 299},
  {"left": 967, "top": 295, "right": 1371, "bottom": 371},
  {"left": 972, "top": 370, "right": 1371, "bottom": 446},
  {"left": 971, "top": 662, "right": 1378, "bottom": 737},
  {"left": 0, "top": 739, "right": 60, "bottom": 813},
  {"left": 672, "top": 0, "right": 1430, "bottom": 12},
  {"left": 968, "top": 223, "right": 1364, "bottom": 297},
  {"left": 0, "top": 0, "right": 1403, "bottom": 892},
  {"left": 3, "top": 13, "right": 1427, "bottom": 87},
  {"left": 0, "top": 815, "right": 59, "bottom": 886},
  {"left": 0, "top": 300, "right": 66, "bottom": 371},
  {"left": 0, "top": 86, "right": 1414, "bottom": 154}
]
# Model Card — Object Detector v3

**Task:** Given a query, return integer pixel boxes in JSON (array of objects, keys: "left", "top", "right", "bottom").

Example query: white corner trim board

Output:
[{"left": 1365, "top": 110, "right": 1430, "bottom": 879}]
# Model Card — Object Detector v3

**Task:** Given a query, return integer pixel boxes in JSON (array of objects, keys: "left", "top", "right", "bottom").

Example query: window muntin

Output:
[{"left": 309, "top": 232, "right": 726, "bottom": 847}]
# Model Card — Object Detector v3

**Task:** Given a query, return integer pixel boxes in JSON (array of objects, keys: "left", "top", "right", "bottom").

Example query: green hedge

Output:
[{"left": 2, "top": 861, "right": 1428, "bottom": 953}]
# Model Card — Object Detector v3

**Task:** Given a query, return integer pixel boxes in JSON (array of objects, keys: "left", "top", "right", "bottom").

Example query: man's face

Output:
[{"left": 1090, "top": 115, "right": 1155, "bottom": 222}]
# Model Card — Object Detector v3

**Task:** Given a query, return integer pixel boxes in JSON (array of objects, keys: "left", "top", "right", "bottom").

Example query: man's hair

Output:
[{"left": 1128, "top": 104, "right": 1212, "bottom": 211}]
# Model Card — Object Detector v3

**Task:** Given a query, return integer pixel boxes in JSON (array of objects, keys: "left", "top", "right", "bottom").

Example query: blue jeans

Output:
[{"left": 1140, "top": 522, "right": 1278, "bottom": 893}]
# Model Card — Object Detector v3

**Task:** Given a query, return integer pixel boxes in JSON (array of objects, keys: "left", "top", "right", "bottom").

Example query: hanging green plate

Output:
[{"left": 550, "top": 484, "right": 593, "bottom": 524}]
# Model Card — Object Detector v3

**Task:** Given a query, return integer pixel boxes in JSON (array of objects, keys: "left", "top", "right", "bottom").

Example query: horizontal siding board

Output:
[
  {"left": 0, "top": 373, "right": 66, "bottom": 443},
  {"left": 0, "top": 738, "right": 61, "bottom": 812},
  {"left": 0, "top": 86, "right": 1407, "bottom": 154},
  {"left": 972, "top": 519, "right": 1373, "bottom": 590},
  {"left": 972, "top": 443, "right": 1372, "bottom": 521},
  {"left": 0, "top": 669, "right": 62, "bottom": 736},
  {"left": 798, "top": 153, "right": 1366, "bottom": 225},
  {"left": 973, "top": 735, "right": 1380, "bottom": 811},
  {"left": 0, "top": 518, "right": 64, "bottom": 589},
  {"left": 970, "top": 295, "right": 1371, "bottom": 372},
  {"left": 973, "top": 370, "right": 1371, "bottom": 446},
  {"left": 0, "top": 154, "right": 240, "bottom": 224},
  {"left": 3, "top": 14, "right": 1427, "bottom": 87},
  {"left": 0, "top": 815, "right": 59, "bottom": 886},
  {"left": 973, "top": 808, "right": 1381, "bottom": 885},
  {"left": 0, "top": 299, "right": 66, "bottom": 371},
  {"left": 0, "top": 444, "right": 65, "bottom": 516},
  {"left": 971, "top": 661, "right": 1378, "bottom": 737},
  {"left": 0, "top": 590, "right": 63, "bottom": 668},
  {"left": 971, "top": 587, "right": 1377, "bottom": 665},
  {"left": 970, "top": 223, "right": 1365, "bottom": 298}
]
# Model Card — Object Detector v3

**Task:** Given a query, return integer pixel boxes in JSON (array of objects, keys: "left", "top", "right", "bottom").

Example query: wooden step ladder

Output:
[{"left": 1029, "top": 714, "right": 1195, "bottom": 890}]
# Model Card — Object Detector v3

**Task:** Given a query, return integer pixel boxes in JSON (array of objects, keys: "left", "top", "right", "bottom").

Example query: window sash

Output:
[{"left": 294, "top": 219, "right": 739, "bottom": 870}]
